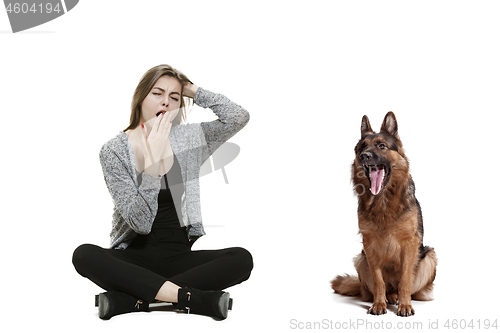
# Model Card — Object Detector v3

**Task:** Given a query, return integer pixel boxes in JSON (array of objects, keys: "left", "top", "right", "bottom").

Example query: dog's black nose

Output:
[{"left": 360, "top": 151, "right": 373, "bottom": 161}]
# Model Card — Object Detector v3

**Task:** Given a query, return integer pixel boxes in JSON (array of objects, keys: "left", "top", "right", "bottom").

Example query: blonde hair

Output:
[{"left": 123, "top": 64, "right": 192, "bottom": 132}]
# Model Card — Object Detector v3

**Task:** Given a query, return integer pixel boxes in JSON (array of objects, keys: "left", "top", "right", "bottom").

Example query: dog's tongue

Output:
[{"left": 370, "top": 168, "right": 385, "bottom": 195}]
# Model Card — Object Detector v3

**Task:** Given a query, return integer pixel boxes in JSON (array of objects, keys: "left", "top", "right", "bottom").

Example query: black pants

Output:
[{"left": 72, "top": 227, "right": 253, "bottom": 303}]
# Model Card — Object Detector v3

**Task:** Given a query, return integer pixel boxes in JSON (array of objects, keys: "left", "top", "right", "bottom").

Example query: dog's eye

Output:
[{"left": 378, "top": 143, "right": 387, "bottom": 149}]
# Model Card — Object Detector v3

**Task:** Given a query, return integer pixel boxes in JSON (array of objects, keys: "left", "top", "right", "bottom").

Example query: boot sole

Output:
[
  {"left": 98, "top": 293, "right": 112, "bottom": 320},
  {"left": 217, "top": 292, "right": 231, "bottom": 320}
]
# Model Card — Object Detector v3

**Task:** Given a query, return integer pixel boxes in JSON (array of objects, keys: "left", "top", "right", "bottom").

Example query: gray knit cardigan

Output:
[{"left": 99, "top": 87, "right": 249, "bottom": 249}]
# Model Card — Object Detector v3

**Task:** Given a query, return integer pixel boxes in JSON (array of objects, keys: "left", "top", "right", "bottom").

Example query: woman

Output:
[{"left": 72, "top": 64, "right": 253, "bottom": 320}]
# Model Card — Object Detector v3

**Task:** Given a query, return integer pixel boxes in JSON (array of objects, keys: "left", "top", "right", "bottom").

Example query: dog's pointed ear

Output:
[
  {"left": 361, "top": 115, "right": 374, "bottom": 137},
  {"left": 380, "top": 112, "right": 399, "bottom": 137}
]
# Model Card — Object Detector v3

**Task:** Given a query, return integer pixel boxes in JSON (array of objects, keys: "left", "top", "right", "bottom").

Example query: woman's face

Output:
[{"left": 140, "top": 75, "right": 182, "bottom": 124}]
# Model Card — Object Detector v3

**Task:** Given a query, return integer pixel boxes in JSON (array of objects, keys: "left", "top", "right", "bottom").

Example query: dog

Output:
[{"left": 331, "top": 112, "right": 437, "bottom": 317}]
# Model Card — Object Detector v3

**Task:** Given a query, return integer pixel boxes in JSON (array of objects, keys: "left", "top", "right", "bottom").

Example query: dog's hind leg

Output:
[
  {"left": 387, "top": 293, "right": 398, "bottom": 305},
  {"left": 411, "top": 247, "right": 437, "bottom": 301}
]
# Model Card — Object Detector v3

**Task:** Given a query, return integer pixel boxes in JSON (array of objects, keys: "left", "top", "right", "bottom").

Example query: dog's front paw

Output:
[
  {"left": 397, "top": 304, "right": 415, "bottom": 317},
  {"left": 368, "top": 302, "right": 387, "bottom": 315}
]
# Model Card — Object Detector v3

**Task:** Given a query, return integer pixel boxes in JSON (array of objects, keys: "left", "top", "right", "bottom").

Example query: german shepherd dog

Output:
[{"left": 331, "top": 112, "right": 437, "bottom": 316}]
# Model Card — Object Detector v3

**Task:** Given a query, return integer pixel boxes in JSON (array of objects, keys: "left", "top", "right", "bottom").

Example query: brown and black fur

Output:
[{"left": 331, "top": 112, "right": 437, "bottom": 317}]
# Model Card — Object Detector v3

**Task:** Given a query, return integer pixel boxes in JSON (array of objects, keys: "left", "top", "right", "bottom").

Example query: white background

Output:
[{"left": 1, "top": 1, "right": 499, "bottom": 332}]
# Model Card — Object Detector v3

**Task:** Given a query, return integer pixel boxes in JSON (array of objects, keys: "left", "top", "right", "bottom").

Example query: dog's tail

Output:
[{"left": 331, "top": 274, "right": 361, "bottom": 296}]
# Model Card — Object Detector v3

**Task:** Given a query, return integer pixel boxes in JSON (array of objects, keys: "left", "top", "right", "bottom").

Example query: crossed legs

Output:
[{"left": 72, "top": 243, "right": 253, "bottom": 303}]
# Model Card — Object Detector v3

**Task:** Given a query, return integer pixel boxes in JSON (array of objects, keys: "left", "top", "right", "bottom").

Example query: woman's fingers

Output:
[
  {"left": 182, "top": 83, "right": 199, "bottom": 99},
  {"left": 140, "top": 123, "right": 154, "bottom": 169},
  {"left": 140, "top": 123, "right": 148, "bottom": 151},
  {"left": 150, "top": 111, "right": 164, "bottom": 133},
  {"left": 157, "top": 111, "right": 173, "bottom": 137},
  {"left": 141, "top": 111, "right": 173, "bottom": 170}
]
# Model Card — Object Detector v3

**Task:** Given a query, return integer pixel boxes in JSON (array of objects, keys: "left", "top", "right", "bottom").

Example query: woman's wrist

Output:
[{"left": 144, "top": 160, "right": 161, "bottom": 177}]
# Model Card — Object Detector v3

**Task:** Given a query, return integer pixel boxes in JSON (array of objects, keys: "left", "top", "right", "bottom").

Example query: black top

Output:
[{"left": 152, "top": 154, "right": 185, "bottom": 229}]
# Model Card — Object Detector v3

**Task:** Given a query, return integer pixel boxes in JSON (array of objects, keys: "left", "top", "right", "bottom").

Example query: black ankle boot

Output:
[
  {"left": 176, "top": 288, "right": 232, "bottom": 320},
  {"left": 95, "top": 291, "right": 149, "bottom": 320}
]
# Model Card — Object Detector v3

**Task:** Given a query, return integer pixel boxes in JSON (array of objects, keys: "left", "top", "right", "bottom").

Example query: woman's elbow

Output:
[
  {"left": 241, "top": 109, "right": 250, "bottom": 125},
  {"left": 233, "top": 108, "right": 249, "bottom": 127}
]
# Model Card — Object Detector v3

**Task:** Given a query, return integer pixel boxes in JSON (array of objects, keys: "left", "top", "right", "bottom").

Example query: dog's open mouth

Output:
[{"left": 365, "top": 164, "right": 388, "bottom": 196}]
